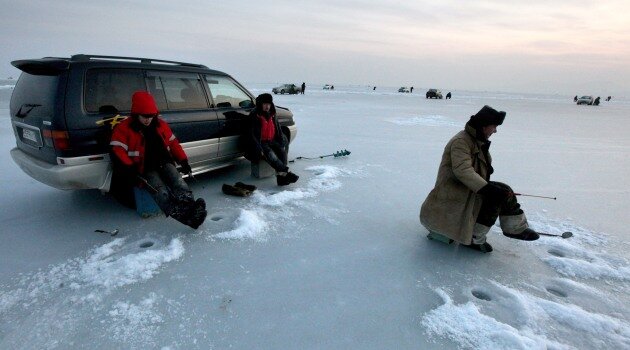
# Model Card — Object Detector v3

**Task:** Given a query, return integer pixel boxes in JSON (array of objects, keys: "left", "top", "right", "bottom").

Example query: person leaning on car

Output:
[
  {"left": 247, "top": 93, "right": 299, "bottom": 186},
  {"left": 109, "top": 91, "right": 207, "bottom": 229},
  {"left": 419, "top": 105, "right": 540, "bottom": 253}
]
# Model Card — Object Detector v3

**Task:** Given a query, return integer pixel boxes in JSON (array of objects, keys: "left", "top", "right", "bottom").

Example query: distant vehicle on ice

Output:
[
  {"left": 323, "top": 84, "right": 333, "bottom": 90},
  {"left": 426, "top": 89, "right": 443, "bottom": 99},
  {"left": 398, "top": 87, "right": 410, "bottom": 93},
  {"left": 576, "top": 96, "right": 594, "bottom": 105},
  {"left": 272, "top": 84, "right": 301, "bottom": 94}
]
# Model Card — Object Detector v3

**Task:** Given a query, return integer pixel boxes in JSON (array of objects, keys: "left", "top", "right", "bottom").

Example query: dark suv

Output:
[
  {"left": 9, "top": 54, "right": 297, "bottom": 191},
  {"left": 425, "top": 89, "right": 443, "bottom": 99}
]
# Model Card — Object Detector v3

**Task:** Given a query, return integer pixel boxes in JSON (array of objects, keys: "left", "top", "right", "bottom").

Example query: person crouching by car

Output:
[
  {"left": 419, "top": 105, "right": 540, "bottom": 253},
  {"left": 248, "top": 93, "right": 299, "bottom": 186},
  {"left": 109, "top": 91, "right": 207, "bottom": 229}
]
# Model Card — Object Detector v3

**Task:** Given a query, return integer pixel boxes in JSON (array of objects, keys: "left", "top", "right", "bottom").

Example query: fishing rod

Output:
[{"left": 512, "top": 192, "right": 557, "bottom": 200}]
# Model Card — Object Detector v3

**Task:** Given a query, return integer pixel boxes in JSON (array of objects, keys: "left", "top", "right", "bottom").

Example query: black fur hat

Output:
[
  {"left": 469, "top": 105, "right": 505, "bottom": 127},
  {"left": 256, "top": 93, "right": 273, "bottom": 105}
]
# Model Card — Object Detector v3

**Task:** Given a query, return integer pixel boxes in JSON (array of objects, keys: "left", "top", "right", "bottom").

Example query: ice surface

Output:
[{"left": 1, "top": 85, "right": 628, "bottom": 349}]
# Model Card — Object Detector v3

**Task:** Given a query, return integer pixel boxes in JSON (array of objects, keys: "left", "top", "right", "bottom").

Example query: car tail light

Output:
[{"left": 42, "top": 129, "right": 70, "bottom": 150}]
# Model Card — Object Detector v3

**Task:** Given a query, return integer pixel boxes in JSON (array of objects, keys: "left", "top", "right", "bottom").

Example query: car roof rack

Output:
[{"left": 69, "top": 54, "right": 208, "bottom": 68}]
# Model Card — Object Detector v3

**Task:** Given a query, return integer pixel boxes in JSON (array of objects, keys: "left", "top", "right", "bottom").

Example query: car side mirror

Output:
[{"left": 239, "top": 100, "right": 254, "bottom": 108}]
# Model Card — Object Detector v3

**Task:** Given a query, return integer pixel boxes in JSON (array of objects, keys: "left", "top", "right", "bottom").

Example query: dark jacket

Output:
[{"left": 247, "top": 104, "right": 286, "bottom": 161}]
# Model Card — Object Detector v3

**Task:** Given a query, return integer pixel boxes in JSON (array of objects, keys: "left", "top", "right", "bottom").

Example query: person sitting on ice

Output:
[
  {"left": 110, "top": 91, "right": 207, "bottom": 229},
  {"left": 247, "top": 93, "right": 298, "bottom": 186},
  {"left": 419, "top": 105, "right": 540, "bottom": 253}
]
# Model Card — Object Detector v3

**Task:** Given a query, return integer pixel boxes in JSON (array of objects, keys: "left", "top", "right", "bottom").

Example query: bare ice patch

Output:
[
  {"left": 386, "top": 115, "right": 458, "bottom": 127},
  {"left": 422, "top": 281, "right": 630, "bottom": 349},
  {"left": 108, "top": 293, "right": 164, "bottom": 344}
]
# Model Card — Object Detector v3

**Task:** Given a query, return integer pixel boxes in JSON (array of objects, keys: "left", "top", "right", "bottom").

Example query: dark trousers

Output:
[
  {"left": 261, "top": 140, "right": 288, "bottom": 173},
  {"left": 143, "top": 163, "right": 192, "bottom": 215},
  {"left": 476, "top": 181, "right": 523, "bottom": 227}
]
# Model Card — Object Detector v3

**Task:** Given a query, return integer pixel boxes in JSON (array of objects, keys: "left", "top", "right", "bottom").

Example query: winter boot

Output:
[
  {"left": 235, "top": 182, "right": 257, "bottom": 192},
  {"left": 500, "top": 213, "right": 539, "bottom": 241},
  {"left": 222, "top": 184, "right": 252, "bottom": 197},
  {"left": 466, "top": 241, "right": 493, "bottom": 253},
  {"left": 188, "top": 205, "right": 207, "bottom": 229},
  {"left": 276, "top": 174, "right": 291, "bottom": 186},
  {"left": 285, "top": 172, "right": 299, "bottom": 184},
  {"left": 195, "top": 198, "right": 206, "bottom": 210},
  {"left": 503, "top": 228, "right": 540, "bottom": 241}
]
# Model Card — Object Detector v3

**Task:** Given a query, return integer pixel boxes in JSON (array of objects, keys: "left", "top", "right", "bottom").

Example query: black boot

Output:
[
  {"left": 222, "top": 184, "right": 252, "bottom": 197},
  {"left": 169, "top": 200, "right": 206, "bottom": 229},
  {"left": 276, "top": 174, "right": 291, "bottom": 186},
  {"left": 235, "top": 182, "right": 257, "bottom": 192},
  {"left": 503, "top": 228, "right": 540, "bottom": 241},
  {"left": 466, "top": 242, "right": 493, "bottom": 253},
  {"left": 285, "top": 172, "right": 299, "bottom": 184}
]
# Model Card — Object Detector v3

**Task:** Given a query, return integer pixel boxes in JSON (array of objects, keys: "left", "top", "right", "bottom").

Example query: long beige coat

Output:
[{"left": 420, "top": 124, "right": 491, "bottom": 244}]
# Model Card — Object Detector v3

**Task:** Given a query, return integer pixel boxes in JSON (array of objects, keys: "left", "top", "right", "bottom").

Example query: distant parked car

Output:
[
  {"left": 398, "top": 87, "right": 410, "bottom": 93},
  {"left": 323, "top": 84, "right": 332, "bottom": 90},
  {"left": 272, "top": 84, "right": 301, "bottom": 95},
  {"left": 426, "top": 89, "right": 443, "bottom": 99},
  {"left": 576, "top": 96, "right": 594, "bottom": 105}
]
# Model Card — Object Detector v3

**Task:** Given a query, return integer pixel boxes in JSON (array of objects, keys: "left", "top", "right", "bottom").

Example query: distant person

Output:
[
  {"left": 301, "top": 82, "right": 306, "bottom": 95},
  {"left": 331, "top": 85, "right": 334, "bottom": 90},
  {"left": 373, "top": 86, "right": 376, "bottom": 91},
  {"left": 446, "top": 92, "right": 452, "bottom": 99},
  {"left": 248, "top": 93, "right": 299, "bottom": 186},
  {"left": 593, "top": 96, "right": 600, "bottom": 106},
  {"left": 410, "top": 86, "right": 414, "bottom": 93},
  {"left": 606, "top": 96, "right": 611, "bottom": 101},
  {"left": 110, "top": 91, "right": 207, "bottom": 229},
  {"left": 574, "top": 95, "right": 578, "bottom": 102},
  {"left": 420, "top": 105, "right": 540, "bottom": 253}
]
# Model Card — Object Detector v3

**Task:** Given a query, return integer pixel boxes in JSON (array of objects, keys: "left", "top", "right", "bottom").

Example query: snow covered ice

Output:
[{"left": 1, "top": 84, "right": 629, "bottom": 349}]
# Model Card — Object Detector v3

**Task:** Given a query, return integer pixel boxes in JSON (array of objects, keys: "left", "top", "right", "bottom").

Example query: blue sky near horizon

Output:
[{"left": 1, "top": 0, "right": 628, "bottom": 95}]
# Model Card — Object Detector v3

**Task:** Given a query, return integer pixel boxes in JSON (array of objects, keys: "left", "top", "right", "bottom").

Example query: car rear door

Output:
[{"left": 146, "top": 71, "right": 220, "bottom": 163}]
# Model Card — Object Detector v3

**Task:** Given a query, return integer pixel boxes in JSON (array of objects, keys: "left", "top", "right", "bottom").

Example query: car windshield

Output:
[{"left": 580, "top": 96, "right": 591, "bottom": 99}]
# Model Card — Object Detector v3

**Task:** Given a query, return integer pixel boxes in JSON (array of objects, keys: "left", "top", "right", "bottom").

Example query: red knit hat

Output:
[{"left": 130, "top": 91, "right": 159, "bottom": 115}]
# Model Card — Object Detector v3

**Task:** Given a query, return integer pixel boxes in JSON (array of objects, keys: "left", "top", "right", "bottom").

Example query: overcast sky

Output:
[{"left": 1, "top": 0, "right": 628, "bottom": 95}]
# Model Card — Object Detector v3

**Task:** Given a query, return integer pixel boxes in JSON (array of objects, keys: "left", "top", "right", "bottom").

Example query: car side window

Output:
[
  {"left": 204, "top": 75, "right": 253, "bottom": 108},
  {"left": 146, "top": 72, "right": 208, "bottom": 110},
  {"left": 84, "top": 69, "right": 145, "bottom": 113}
]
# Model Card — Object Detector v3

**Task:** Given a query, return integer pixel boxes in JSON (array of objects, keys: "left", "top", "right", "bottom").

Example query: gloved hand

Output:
[
  {"left": 478, "top": 182, "right": 511, "bottom": 203},
  {"left": 179, "top": 160, "right": 192, "bottom": 175}
]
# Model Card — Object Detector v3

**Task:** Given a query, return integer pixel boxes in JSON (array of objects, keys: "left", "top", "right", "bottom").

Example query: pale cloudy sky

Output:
[{"left": 1, "top": 0, "right": 628, "bottom": 95}]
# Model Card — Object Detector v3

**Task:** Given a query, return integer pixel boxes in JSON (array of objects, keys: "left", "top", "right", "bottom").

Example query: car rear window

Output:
[
  {"left": 11, "top": 73, "right": 59, "bottom": 118},
  {"left": 146, "top": 71, "right": 208, "bottom": 111},
  {"left": 84, "top": 69, "right": 145, "bottom": 113}
]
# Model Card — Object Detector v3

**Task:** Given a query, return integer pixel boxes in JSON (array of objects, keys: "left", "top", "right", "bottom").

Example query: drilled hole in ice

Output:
[
  {"left": 548, "top": 249, "right": 566, "bottom": 257},
  {"left": 471, "top": 289, "right": 492, "bottom": 301},
  {"left": 139, "top": 241, "right": 154, "bottom": 248},
  {"left": 546, "top": 287, "right": 568, "bottom": 298}
]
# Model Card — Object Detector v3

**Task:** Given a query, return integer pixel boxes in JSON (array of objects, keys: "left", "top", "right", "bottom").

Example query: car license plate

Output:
[{"left": 22, "top": 128, "right": 38, "bottom": 142}]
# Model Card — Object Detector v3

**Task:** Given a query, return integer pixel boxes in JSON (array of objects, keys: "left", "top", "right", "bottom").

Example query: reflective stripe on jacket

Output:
[{"left": 109, "top": 117, "right": 187, "bottom": 174}]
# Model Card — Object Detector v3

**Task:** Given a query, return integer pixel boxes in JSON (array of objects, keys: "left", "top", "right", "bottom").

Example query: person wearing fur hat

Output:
[
  {"left": 419, "top": 105, "right": 539, "bottom": 253},
  {"left": 248, "top": 93, "right": 299, "bottom": 186},
  {"left": 110, "top": 91, "right": 207, "bottom": 229}
]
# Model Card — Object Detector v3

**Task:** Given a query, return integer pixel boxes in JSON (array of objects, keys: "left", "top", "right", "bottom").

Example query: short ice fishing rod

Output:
[{"left": 512, "top": 192, "right": 557, "bottom": 200}]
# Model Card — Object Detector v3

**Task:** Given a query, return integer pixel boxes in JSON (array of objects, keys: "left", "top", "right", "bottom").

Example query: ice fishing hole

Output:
[
  {"left": 546, "top": 287, "right": 568, "bottom": 298},
  {"left": 314, "top": 170, "right": 325, "bottom": 176},
  {"left": 548, "top": 249, "right": 566, "bottom": 257},
  {"left": 471, "top": 289, "right": 492, "bottom": 301},
  {"left": 139, "top": 241, "right": 154, "bottom": 248},
  {"left": 210, "top": 215, "right": 223, "bottom": 222}
]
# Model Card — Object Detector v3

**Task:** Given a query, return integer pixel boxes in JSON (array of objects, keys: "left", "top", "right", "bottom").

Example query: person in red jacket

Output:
[
  {"left": 248, "top": 93, "right": 298, "bottom": 186},
  {"left": 110, "top": 91, "right": 206, "bottom": 229}
]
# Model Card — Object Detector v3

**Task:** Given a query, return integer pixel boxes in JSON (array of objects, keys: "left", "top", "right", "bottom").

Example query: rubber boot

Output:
[
  {"left": 500, "top": 213, "right": 539, "bottom": 241},
  {"left": 466, "top": 223, "right": 493, "bottom": 253}
]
